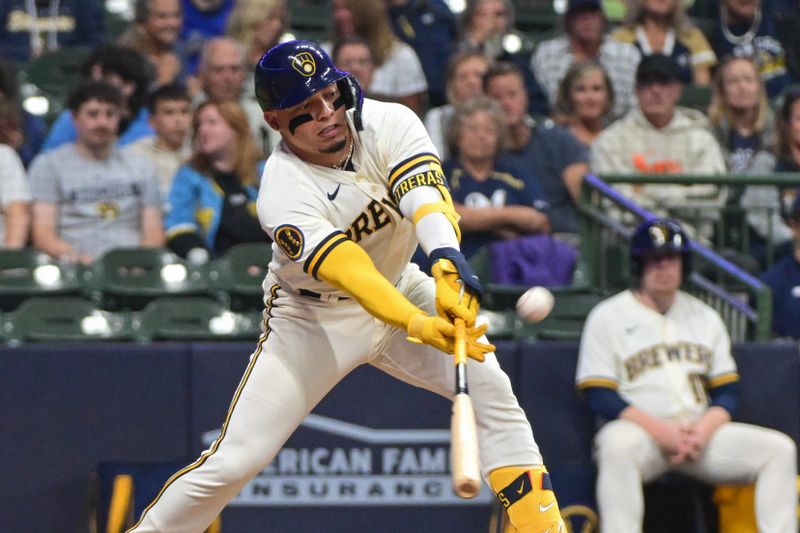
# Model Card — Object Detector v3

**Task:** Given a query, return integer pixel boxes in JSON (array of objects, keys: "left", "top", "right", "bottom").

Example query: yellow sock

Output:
[{"left": 488, "top": 466, "right": 565, "bottom": 533}]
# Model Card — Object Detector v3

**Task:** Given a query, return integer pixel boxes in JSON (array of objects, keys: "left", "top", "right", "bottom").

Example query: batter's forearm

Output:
[{"left": 315, "top": 238, "right": 423, "bottom": 330}]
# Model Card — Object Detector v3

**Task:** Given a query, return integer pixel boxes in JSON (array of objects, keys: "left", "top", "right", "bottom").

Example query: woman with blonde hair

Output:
[
  {"left": 709, "top": 55, "right": 790, "bottom": 265},
  {"left": 329, "top": 0, "right": 428, "bottom": 114},
  {"left": 226, "top": 0, "right": 288, "bottom": 71},
  {"left": 165, "top": 100, "right": 267, "bottom": 260},
  {"left": 424, "top": 50, "right": 492, "bottom": 160},
  {"left": 708, "top": 55, "right": 774, "bottom": 172},
  {"left": 554, "top": 60, "right": 616, "bottom": 146},
  {"left": 459, "top": 0, "right": 541, "bottom": 114},
  {"left": 611, "top": 0, "right": 716, "bottom": 84}
]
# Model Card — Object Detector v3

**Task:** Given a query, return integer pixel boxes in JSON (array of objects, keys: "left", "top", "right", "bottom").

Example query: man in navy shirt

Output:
[
  {"left": 484, "top": 62, "right": 589, "bottom": 241},
  {"left": 761, "top": 192, "right": 800, "bottom": 338},
  {"left": 0, "top": 0, "right": 105, "bottom": 62},
  {"left": 387, "top": 0, "right": 458, "bottom": 108}
]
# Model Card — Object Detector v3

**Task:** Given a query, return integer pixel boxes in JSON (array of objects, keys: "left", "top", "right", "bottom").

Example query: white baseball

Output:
[{"left": 516, "top": 286, "right": 554, "bottom": 323}]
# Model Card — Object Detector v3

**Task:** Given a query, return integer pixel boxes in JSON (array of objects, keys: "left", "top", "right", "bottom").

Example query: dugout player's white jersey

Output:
[
  {"left": 257, "top": 99, "right": 438, "bottom": 296},
  {"left": 576, "top": 290, "right": 739, "bottom": 420}
]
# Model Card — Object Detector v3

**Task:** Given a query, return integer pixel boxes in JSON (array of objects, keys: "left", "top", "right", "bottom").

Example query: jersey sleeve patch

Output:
[
  {"left": 387, "top": 152, "right": 441, "bottom": 188},
  {"left": 275, "top": 224, "right": 305, "bottom": 261},
  {"left": 392, "top": 167, "right": 447, "bottom": 204}
]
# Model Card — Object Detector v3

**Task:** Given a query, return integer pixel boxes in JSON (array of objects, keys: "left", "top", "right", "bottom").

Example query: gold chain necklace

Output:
[{"left": 331, "top": 138, "right": 355, "bottom": 170}]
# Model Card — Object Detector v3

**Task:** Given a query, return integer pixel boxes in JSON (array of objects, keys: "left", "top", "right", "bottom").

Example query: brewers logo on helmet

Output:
[
  {"left": 255, "top": 40, "right": 363, "bottom": 128},
  {"left": 630, "top": 218, "right": 691, "bottom": 278}
]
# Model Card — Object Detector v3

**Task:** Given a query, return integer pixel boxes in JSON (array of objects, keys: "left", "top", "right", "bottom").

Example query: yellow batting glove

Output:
[
  {"left": 406, "top": 313, "right": 495, "bottom": 362},
  {"left": 431, "top": 259, "right": 480, "bottom": 326}
]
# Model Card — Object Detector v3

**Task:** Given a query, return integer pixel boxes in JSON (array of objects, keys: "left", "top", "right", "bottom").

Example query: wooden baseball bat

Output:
[{"left": 451, "top": 317, "right": 481, "bottom": 499}]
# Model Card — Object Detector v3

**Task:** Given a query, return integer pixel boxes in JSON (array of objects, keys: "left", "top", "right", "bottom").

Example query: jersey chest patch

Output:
[{"left": 275, "top": 224, "right": 305, "bottom": 260}]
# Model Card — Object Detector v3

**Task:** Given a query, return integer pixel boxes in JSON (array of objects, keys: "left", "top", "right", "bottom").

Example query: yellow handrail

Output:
[{"left": 106, "top": 475, "right": 134, "bottom": 533}]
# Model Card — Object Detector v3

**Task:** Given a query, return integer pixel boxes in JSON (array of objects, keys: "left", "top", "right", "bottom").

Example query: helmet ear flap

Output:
[{"left": 337, "top": 76, "right": 364, "bottom": 130}]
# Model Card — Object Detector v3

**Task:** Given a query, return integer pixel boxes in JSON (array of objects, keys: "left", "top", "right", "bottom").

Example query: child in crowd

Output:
[{"left": 127, "top": 83, "right": 193, "bottom": 197}]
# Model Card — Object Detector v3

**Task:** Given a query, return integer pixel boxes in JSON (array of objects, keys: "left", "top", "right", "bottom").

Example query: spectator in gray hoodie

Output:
[{"left": 591, "top": 54, "right": 726, "bottom": 238}]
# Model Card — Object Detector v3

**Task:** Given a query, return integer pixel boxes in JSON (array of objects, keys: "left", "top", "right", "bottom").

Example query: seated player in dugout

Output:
[
  {"left": 576, "top": 218, "right": 798, "bottom": 533},
  {"left": 126, "top": 41, "right": 566, "bottom": 533}
]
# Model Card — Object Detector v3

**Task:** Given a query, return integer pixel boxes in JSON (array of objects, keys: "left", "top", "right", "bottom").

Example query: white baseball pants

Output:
[
  {"left": 595, "top": 418, "right": 798, "bottom": 533},
  {"left": 127, "top": 265, "right": 541, "bottom": 533}
]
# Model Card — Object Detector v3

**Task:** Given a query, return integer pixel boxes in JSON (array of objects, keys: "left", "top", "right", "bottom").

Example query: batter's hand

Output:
[
  {"left": 406, "top": 313, "right": 494, "bottom": 362},
  {"left": 430, "top": 249, "right": 483, "bottom": 326}
]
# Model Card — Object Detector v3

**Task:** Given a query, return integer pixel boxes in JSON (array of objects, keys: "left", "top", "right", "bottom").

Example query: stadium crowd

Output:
[{"left": 0, "top": 0, "right": 798, "bottom": 342}]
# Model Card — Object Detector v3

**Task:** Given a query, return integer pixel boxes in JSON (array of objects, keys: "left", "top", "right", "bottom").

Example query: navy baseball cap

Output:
[
  {"left": 566, "top": 0, "right": 602, "bottom": 15},
  {"left": 636, "top": 54, "right": 682, "bottom": 85}
]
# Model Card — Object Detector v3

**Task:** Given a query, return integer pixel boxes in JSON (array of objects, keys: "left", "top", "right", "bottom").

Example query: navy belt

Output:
[{"left": 298, "top": 289, "right": 350, "bottom": 302}]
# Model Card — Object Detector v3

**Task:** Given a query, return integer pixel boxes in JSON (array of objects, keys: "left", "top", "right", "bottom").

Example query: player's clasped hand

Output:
[
  {"left": 405, "top": 313, "right": 495, "bottom": 362},
  {"left": 431, "top": 259, "right": 480, "bottom": 326}
]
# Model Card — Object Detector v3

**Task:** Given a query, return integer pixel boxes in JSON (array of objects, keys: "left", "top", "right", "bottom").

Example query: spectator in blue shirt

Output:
[
  {"left": 0, "top": 0, "right": 105, "bottom": 62},
  {"left": 713, "top": 0, "right": 794, "bottom": 99},
  {"left": 485, "top": 62, "right": 589, "bottom": 242},
  {"left": 180, "top": 0, "right": 235, "bottom": 75},
  {"left": 761, "top": 192, "right": 800, "bottom": 338},
  {"left": 445, "top": 96, "right": 550, "bottom": 258},
  {"left": 165, "top": 100, "right": 267, "bottom": 260},
  {"left": 42, "top": 45, "right": 155, "bottom": 152},
  {"left": 387, "top": 0, "right": 458, "bottom": 107}
]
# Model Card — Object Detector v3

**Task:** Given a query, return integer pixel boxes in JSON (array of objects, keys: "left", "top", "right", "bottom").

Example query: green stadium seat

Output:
[
  {"left": 82, "top": 248, "right": 208, "bottom": 311},
  {"left": 207, "top": 243, "right": 271, "bottom": 311},
  {"left": 678, "top": 84, "right": 712, "bottom": 112},
  {"left": 513, "top": 290, "right": 606, "bottom": 340},
  {"left": 515, "top": 317, "right": 587, "bottom": 341},
  {"left": 18, "top": 46, "right": 92, "bottom": 123},
  {"left": 548, "top": 290, "right": 606, "bottom": 318},
  {"left": 134, "top": 297, "right": 263, "bottom": 342},
  {"left": 0, "top": 248, "right": 82, "bottom": 311},
  {"left": 289, "top": 0, "right": 330, "bottom": 42},
  {"left": 3, "top": 296, "right": 133, "bottom": 343}
]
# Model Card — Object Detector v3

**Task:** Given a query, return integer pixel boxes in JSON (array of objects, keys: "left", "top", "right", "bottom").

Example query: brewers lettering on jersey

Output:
[{"left": 126, "top": 40, "right": 566, "bottom": 533}]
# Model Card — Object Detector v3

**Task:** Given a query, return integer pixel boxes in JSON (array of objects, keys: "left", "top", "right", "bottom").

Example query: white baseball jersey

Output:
[
  {"left": 258, "top": 98, "right": 437, "bottom": 295},
  {"left": 581, "top": 291, "right": 798, "bottom": 533},
  {"left": 576, "top": 290, "right": 739, "bottom": 420},
  {"left": 128, "top": 97, "right": 544, "bottom": 533}
]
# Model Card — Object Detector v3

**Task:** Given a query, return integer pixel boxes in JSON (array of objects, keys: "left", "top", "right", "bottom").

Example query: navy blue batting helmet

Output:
[
  {"left": 254, "top": 40, "right": 363, "bottom": 120},
  {"left": 630, "top": 218, "right": 691, "bottom": 278}
]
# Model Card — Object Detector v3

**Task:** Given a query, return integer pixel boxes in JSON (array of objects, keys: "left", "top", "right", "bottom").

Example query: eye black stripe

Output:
[{"left": 288, "top": 113, "right": 313, "bottom": 135}]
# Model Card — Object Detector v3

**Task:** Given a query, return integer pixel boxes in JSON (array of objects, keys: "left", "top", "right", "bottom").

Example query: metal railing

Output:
[
  {"left": 599, "top": 172, "right": 800, "bottom": 269},
  {"left": 579, "top": 173, "right": 781, "bottom": 341}
]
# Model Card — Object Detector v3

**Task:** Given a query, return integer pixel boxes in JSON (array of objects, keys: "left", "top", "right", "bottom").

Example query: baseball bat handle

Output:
[{"left": 451, "top": 318, "right": 481, "bottom": 498}]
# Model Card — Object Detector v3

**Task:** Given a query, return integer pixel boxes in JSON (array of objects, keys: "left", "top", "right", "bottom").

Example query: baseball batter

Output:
[
  {"left": 127, "top": 41, "right": 565, "bottom": 533},
  {"left": 576, "top": 218, "right": 798, "bottom": 533}
]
